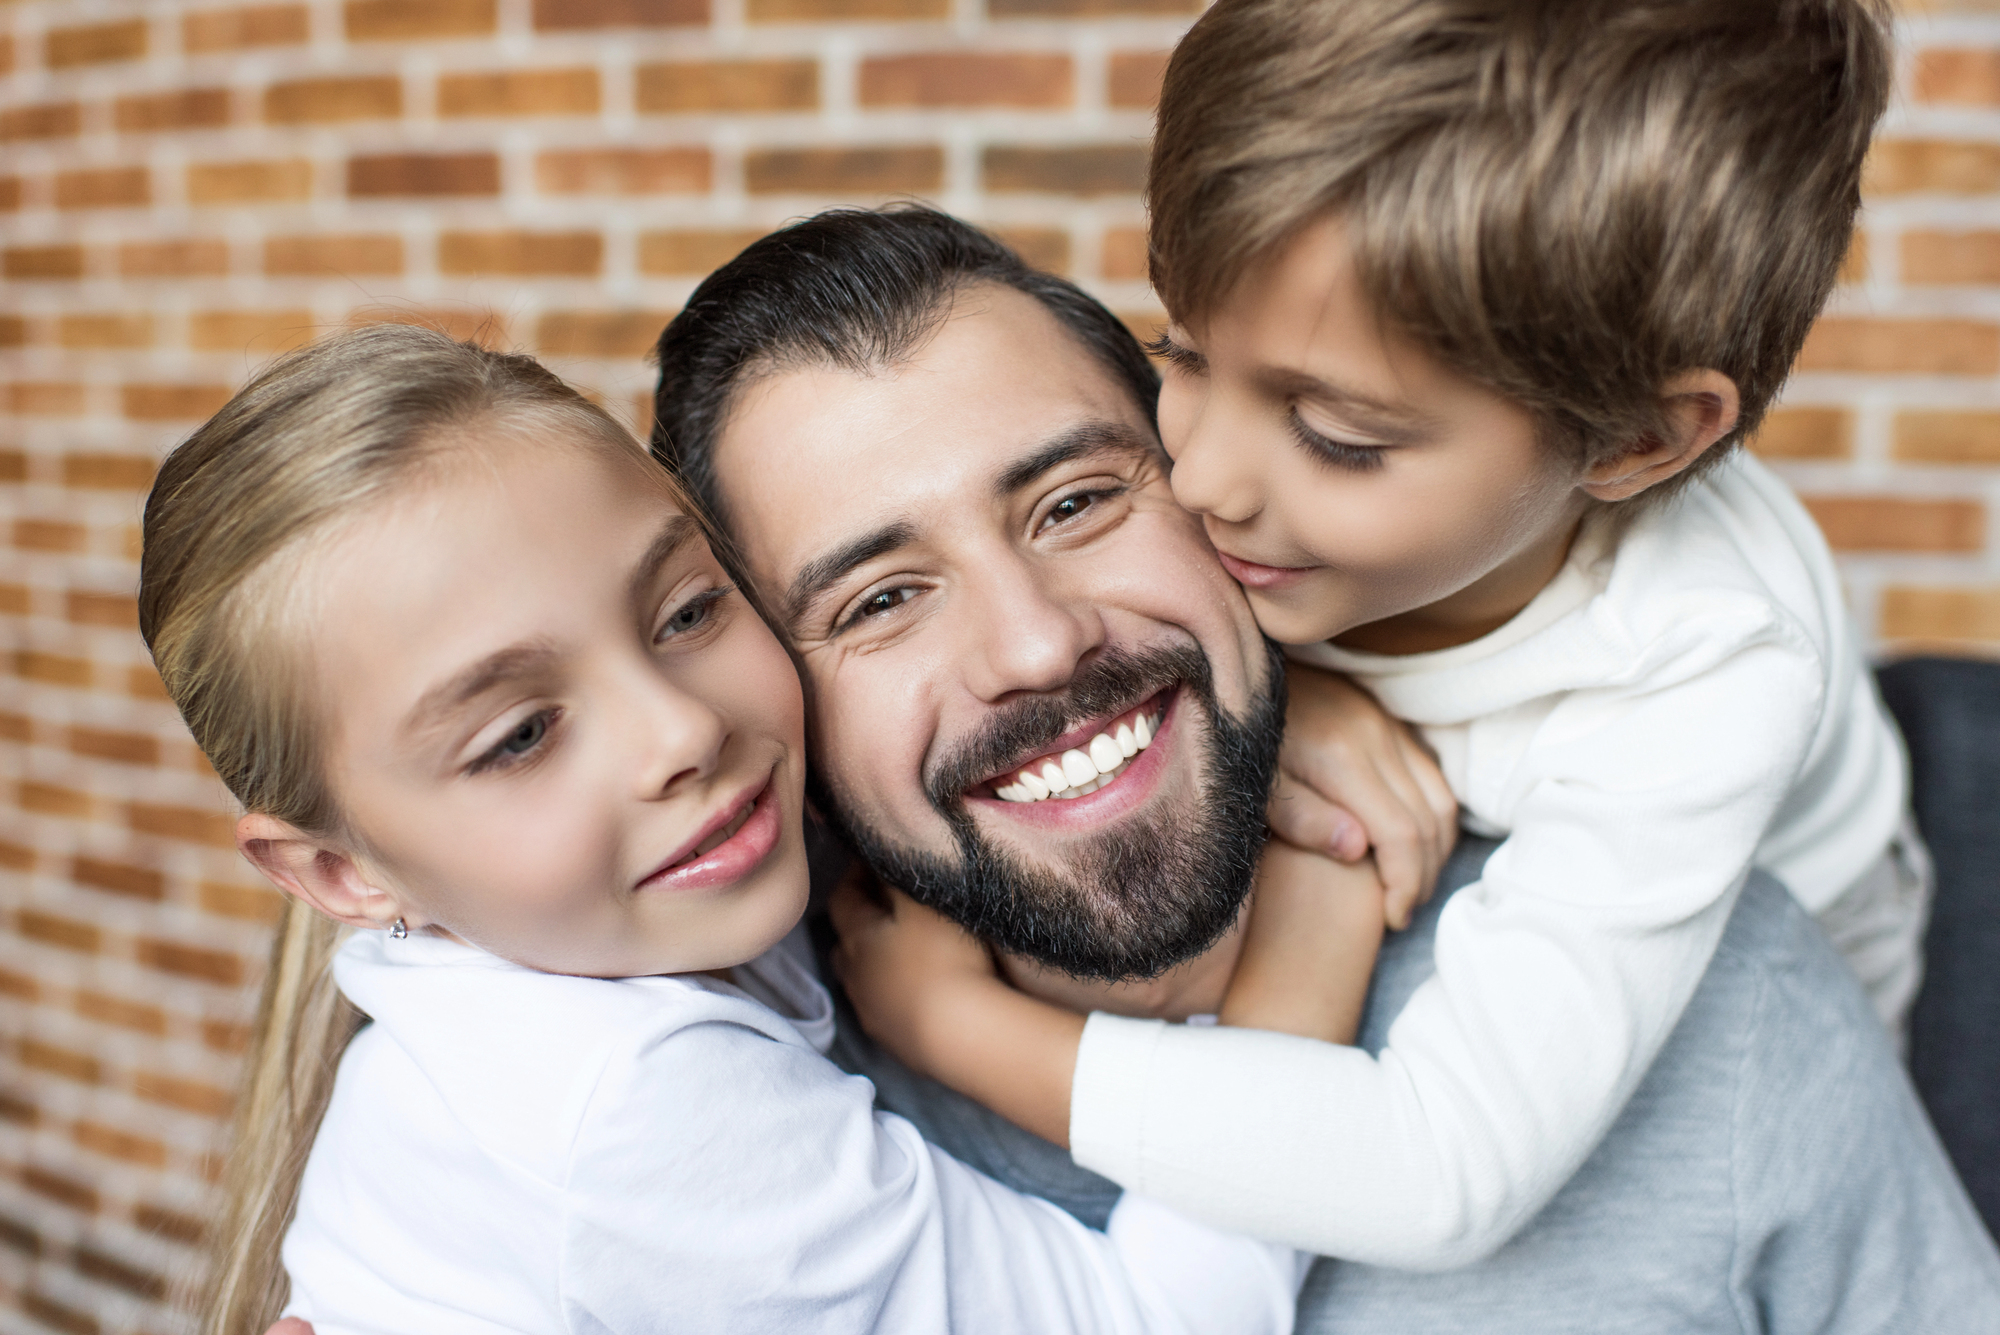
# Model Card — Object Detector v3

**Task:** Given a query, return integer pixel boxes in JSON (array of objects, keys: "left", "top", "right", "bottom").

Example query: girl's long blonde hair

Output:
[{"left": 139, "top": 323, "right": 689, "bottom": 1335}]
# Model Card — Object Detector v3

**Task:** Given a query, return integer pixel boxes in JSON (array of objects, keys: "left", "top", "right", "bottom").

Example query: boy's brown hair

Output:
[{"left": 1149, "top": 0, "right": 1892, "bottom": 482}]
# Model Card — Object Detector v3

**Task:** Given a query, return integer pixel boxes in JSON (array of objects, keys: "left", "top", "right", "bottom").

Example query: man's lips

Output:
[
  {"left": 636, "top": 774, "right": 781, "bottom": 893},
  {"left": 1215, "top": 547, "right": 1316, "bottom": 591},
  {"left": 978, "top": 690, "right": 1170, "bottom": 804}
]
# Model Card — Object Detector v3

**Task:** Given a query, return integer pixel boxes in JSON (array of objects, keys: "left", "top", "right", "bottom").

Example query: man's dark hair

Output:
[{"left": 650, "top": 205, "right": 1160, "bottom": 531}]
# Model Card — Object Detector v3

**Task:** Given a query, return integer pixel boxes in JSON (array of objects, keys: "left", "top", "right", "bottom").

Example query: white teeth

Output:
[
  {"left": 1133, "top": 713, "right": 1154, "bottom": 749},
  {"left": 1115, "top": 723, "right": 1137, "bottom": 758},
  {"left": 988, "top": 708, "right": 1162, "bottom": 805},
  {"left": 996, "top": 784, "right": 1026, "bottom": 802},
  {"left": 1060, "top": 749, "right": 1096, "bottom": 789},
  {"left": 694, "top": 802, "right": 753, "bottom": 855},
  {"left": 1018, "top": 769, "right": 1051, "bottom": 800},
  {"left": 1039, "top": 761, "right": 1068, "bottom": 794},
  {"left": 1088, "top": 733, "right": 1122, "bottom": 773}
]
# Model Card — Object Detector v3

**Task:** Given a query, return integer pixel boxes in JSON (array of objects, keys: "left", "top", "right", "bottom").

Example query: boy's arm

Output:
[{"left": 1219, "top": 844, "right": 1386, "bottom": 1043}]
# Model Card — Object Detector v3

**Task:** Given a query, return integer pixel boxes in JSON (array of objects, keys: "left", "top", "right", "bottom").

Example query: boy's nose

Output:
[{"left": 1165, "top": 403, "right": 1265, "bottom": 527}]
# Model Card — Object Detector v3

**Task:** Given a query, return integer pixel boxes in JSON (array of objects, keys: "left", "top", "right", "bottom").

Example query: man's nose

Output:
[
  {"left": 959, "top": 549, "right": 1105, "bottom": 703},
  {"left": 1166, "top": 392, "right": 1265, "bottom": 527},
  {"left": 626, "top": 667, "right": 730, "bottom": 800}
]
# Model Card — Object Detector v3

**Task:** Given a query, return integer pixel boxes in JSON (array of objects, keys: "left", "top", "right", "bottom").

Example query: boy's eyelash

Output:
[
  {"left": 1144, "top": 333, "right": 1205, "bottom": 375},
  {"left": 1287, "top": 412, "right": 1387, "bottom": 473}
]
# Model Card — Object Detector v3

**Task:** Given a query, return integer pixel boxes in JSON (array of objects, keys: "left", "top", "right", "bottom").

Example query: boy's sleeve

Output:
[
  {"left": 558, "top": 1008, "right": 1302, "bottom": 1335},
  {"left": 1071, "top": 634, "right": 1824, "bottom": 1269}
]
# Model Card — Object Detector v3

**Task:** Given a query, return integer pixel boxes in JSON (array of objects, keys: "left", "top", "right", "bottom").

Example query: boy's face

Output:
[{"left": 1156, "top": 214, "right": 1594, "bottom": 653}]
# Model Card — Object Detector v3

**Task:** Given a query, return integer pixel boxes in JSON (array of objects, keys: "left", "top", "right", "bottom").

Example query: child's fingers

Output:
[
  {"left": 1268, "top": 774, "right": 1369, "bottom": 861},
  {"left": 266, "top": 1323, "right": 316, "bottom": 1335}
]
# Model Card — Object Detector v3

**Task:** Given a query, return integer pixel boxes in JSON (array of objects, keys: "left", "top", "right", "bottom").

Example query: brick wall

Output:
[{"left": 1, "top": 0, "right": 1997, "bottom": 1329}]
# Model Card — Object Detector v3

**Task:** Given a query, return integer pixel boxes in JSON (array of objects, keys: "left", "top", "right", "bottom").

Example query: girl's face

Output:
[{"left": 300, "top": 424, "right": 808, "bottom": 978}]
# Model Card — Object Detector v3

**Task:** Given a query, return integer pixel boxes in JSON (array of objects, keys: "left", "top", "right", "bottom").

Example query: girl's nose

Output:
[{"left": 629, "top": 673, "right": 729, "bottom": 801}]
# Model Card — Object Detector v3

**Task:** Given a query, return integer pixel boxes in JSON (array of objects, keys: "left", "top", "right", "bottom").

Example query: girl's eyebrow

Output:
[
  {"left": 627, "top": 513, "right": 704, "bottom": 607},
  {"left": 404, "top": 640, "right": 561, "bottom": 740}
]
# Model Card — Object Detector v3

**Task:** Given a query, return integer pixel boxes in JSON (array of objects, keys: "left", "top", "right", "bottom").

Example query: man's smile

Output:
[{"left": 989, "top": 693, "right": 1167, "bottom": 803}]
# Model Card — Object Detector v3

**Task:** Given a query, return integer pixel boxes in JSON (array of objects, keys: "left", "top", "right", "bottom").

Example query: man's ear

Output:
[
  {"left": 236, "top": 812, "right": 409, "bottom": 932},
  {"left": 1581, "top": 369, "right": 1742, "bottom": 503}
]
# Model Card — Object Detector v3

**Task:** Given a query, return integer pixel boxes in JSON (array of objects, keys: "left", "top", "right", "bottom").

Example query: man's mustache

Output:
[{"left": 923, "top": 641, "right": 1214, "bottom": 812}]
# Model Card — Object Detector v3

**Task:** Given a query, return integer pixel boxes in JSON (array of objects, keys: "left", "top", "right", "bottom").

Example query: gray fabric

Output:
[
  {"left": 1878, "top": 656, "right": 2000, "bottom": 1240},
  {"left": 828, "top": 837, "right": 2000, "bottom": 1331}
]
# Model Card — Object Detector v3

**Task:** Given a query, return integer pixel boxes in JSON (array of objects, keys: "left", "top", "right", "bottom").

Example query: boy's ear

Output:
[
  {"left": 236, "top": 812, "right": 409, "bottom": 933},
  {"left": 1581, "top": 369, "right": 1742, "bottom": 503}
]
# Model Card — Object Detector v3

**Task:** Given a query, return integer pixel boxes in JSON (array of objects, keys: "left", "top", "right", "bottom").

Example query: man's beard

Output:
[{"left": 813, "top": 638, "right": 1287, "bottom": 981}]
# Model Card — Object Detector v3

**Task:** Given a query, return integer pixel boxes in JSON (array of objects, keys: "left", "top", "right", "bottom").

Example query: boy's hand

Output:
[{"left": 1270, "top": 663, "right": 1458, "bottom": 930}]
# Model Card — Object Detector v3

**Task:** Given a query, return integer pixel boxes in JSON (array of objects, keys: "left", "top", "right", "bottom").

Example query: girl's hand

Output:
[
  {"left": 830, "top": 867, "right": 1085, "bottom": 1148},
  {"left": 1220, "top": 842, "right": 1386, "bottom": 1044},
  {"left": 1270, "top": 663, "right": 1459, "bottom": 930}
]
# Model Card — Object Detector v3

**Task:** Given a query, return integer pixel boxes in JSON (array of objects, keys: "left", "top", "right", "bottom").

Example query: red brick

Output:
[
  {"left": 0, "top": 451, "right": 25, "bottom": 483},
  {"left": 120, "top": 239, "right": 230, "bottom": 277},
  {"left": 22, "top": 1290, "right": 98, "bottom": 1335},
  {"left": 132, "top": 1069, "right": 236, "bottom": 1114},
  {"left": 0, "top": 103, "right": 82, "bottom": 141},
  {"left": 58, "top": 316, "right": 154, "bottom": 349},
  {"left": 440, "top": 67, "right": 599, "bottom": 117},
  {"left": 115, "top": 89, "right": 232, "bottom": 134},
  {"left": 637, "top": 59, "right": 818, "bottom": 111},
  {"left": 1107, "top": 49, "right": 1169, "bottom": 108},
  {"left": 749, "top": 0, "right": 943, "bottom": 17},
  {"left": 992, "top": 226, "right": 1070, "bottom": 274},
  {"left": 72, "top": 1245, "right": 168, "bottom": 1300},
  {"left": 1866, "top": 139, "right": 2000, "bottom": 195},
  {"left": 72, "top": 857, "right": 167, "bottom": 901},
  {"left": 14, "top": 518, "right": 86, "bottom": 551},
  {"left": 637, "top": 228, "right": 765, "bottom": 274},
  {"left": 265, "top": 76, "right": 402, "bottom": 123},
  {"left": 67, "top": 591, "right": 141, "bottom": 627},
  {"left": 1880, "top": 586, "right": 2000, "bottom": 643},
  {"left": 346, "top": 0, "right": 496, "bottom": 39},
  {"left": 18, "top": 910, "right": 101, "bottom": 953},
  {"left": 13, "top": 652, "right": 94, "bottom": 689},
  {"left": 53, "top": 167, "right": 148, "bottom": 209},
  {"left": 47, "top": 19, "right": 148, "bottom": 69},
  {"left": 1101, "top": 225, "right": 1148, "bottom": 280},
  {"left": 75, "top": 992, "right": 169, "bottom": 1036},
  {"left": 1803, "top": 496, "right": 1986, "bottom": 552},
  {"left": 1901, "top": 230, "right": 2000, "bottom": 284},
  {"left": 203, "top": 1018, "right": 255, "bottom": 1053},
  {"left": 20, "top": 1039, "right": 101, "bottom": 1085},
  {"left": 134, "top": 1203, "right": 204, "bottom": 1244},
  {"left": 67, "top": 728, "right": 160, "bottom": 767},
  {"left": 188, "top": 158, "right": 312, "bottom": 204},
  {"left": 0, "top": 177, "right": 22, "bottom": 211},
  {"left": 440, "top": 231, "right": 602, "bottom": 276},
  {"left": 991, "top": 0, "right": 1196, "bottom": 13},
  {"left": 21, "top": 1166, "right": 99, "bottom": 1213},
  {"left": 123, "top": 384, "right": 233, "bottom": 421},
  {"left": 745, "top": 145, "right": 944, "bottom": 194},
  {"left": 536, "top": 310, "right": 677, "bottom": 357},
  {"left": 1913, "top": 48, "right": 2000, "bottom": 105},
  {"left": 349, "top": 152, "right": 500, "bottom": 197},
  {"left": 984, "top": 144, "right": 1147, "bottom": 194},
  {"left": 64, "top": 455, "right": 157, "bottom": 490},
  {"left": 860, "top": 52, "right": 1069, "bottom": 108},
  {"left": 20, "top": 781, "right": 94, "bottom": 816},
  {"left": 0, "top": 712, "right": 27, "bottom": 742},
  {"left": 0, "top": 1093, "right": 39, "bottom": 1127},
  {"left": 1795, "top": 318, "right": 2000, "bottom": 375},
  {"left": 1894, "top": 410, "right": 2000, "bottom": 464},
  {"left": 71, "top": 1123, "right": 169, "bottom": 1171},
  {"left": 0, "top": 963, "right": 36, "bottom": 996},
  {"left": 129, "top": 802, "right": 237, "bottom": 848},
  {"left": 184, "top": 5, "right": 311, "bottom": 52},
  {"left": 1748, "top": 407, "right": 1852, "bottom": 461},
  {"left": 6, "top": 384, "right": 87, "bottom": 416},
  {"left": 265, "top": 233, "right": 403, "bottom": 276},
  {"left": 537, "top": 148, "right": 710, "bottom": 195},
  {"left": 0, "top": 585, "right": 28, "bottom": 616},
  {"left": 190, "top": 309, "right": 318, "bottom": 353},
  {"left": 200, "top": 880, "right": 282, "bottom": 923},
  {"left": 533, "top": 0, "right": 709, "bottom": 27},
  {"left": 5, "top": 245, "right": 86, "bottom": 279},
  {"left": 0, "top": 35, "right": 12, "bottom": 76}
]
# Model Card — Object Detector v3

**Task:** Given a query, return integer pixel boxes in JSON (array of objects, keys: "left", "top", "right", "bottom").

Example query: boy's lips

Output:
[
  {"left": 637, "top": 774, "right": 781, "bottom": 893},
  {"left": 1215, "top": 548, "right": 1316, "bottom": 591}
]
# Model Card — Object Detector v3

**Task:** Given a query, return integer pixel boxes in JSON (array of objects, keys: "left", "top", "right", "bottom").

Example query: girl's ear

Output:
[
  {"left": 1581, "top": 369, "right": 1742, "bottom": 502},
  {"left": 236, "top": 812, "right": 409, "bottom": 932}
]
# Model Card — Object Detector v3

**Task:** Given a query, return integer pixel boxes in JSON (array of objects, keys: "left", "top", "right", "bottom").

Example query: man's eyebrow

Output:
[
  {"left": 784, "top": 521, "right": 918, "bottom": 629},
  {"left": 404, "top": 640, "right": 561, "bottom": 740},
  {"left": 994, "top": 420, "right": 1160, "bottom": 496},
  {"left": 627, "top": 513, "right": 704, "bottom": 607}
]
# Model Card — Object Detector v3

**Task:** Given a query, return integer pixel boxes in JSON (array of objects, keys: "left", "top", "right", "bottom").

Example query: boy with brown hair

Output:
[{"left": 840, "top": 0, "right": 1973, "bottom": 1279}]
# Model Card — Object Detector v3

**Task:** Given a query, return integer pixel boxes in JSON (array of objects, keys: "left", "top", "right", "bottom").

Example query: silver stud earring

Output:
[{"left": 390, "top": 918, "right": 408, "bottom": 940}]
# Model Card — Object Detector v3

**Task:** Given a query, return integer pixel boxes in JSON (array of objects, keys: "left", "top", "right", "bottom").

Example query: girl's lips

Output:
[
  {"left": 638, "top": 777, "right": 782, "bottom": 893},
  {"left": 1215, "top": 548, "right": 1316, "bottom": 591}
]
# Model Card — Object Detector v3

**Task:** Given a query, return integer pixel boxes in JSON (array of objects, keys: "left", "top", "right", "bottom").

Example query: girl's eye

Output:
[
  {"left": 657, "top": 587, "right": 732, "bottom": 642},
  {"left": 1288, "top": 412, "right": 1388, "bottom": 474},
  {"left": 471, "top": 709, "right": 557, "bottom": 774}
]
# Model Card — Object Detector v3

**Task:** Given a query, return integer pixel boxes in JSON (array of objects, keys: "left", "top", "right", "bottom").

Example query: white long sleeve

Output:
[
  {"left": 283, "top": 928, "right": 1300, "bottom": 1335},
  {"left": 1070, "top": 455, "right": 1909, "bottom": 1269}
]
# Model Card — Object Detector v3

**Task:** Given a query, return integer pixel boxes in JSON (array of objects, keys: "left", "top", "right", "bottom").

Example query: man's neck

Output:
[{"left": 995, "top": 912, "right": 1247, "bottom": 1021}]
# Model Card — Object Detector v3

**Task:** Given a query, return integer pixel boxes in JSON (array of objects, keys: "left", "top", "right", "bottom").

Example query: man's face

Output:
[{"left": 711, "top": 285, "right": 1283, "bottom": 980}]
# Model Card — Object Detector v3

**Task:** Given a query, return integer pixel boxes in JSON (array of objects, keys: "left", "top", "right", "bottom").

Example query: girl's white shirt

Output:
[
  {"left": 1070, "top": 452, "right": 1917, "bottom": 1268},
  {"left": 281, "top": 924, "right": 1302, "bottom": 1335}
]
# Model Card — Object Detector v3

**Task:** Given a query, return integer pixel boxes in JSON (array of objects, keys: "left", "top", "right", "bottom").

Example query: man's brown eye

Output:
[
  {"left": 863, "top": 588, "right": 914, "bottom": 617},
  {"left": 1048, "top": 495, "right": 1093, "bottom": 524}
]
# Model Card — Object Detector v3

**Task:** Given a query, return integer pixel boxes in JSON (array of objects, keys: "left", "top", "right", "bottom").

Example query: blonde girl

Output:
[{"left": 146, "top": 324, "right": 1301, "bottom": 1335}]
